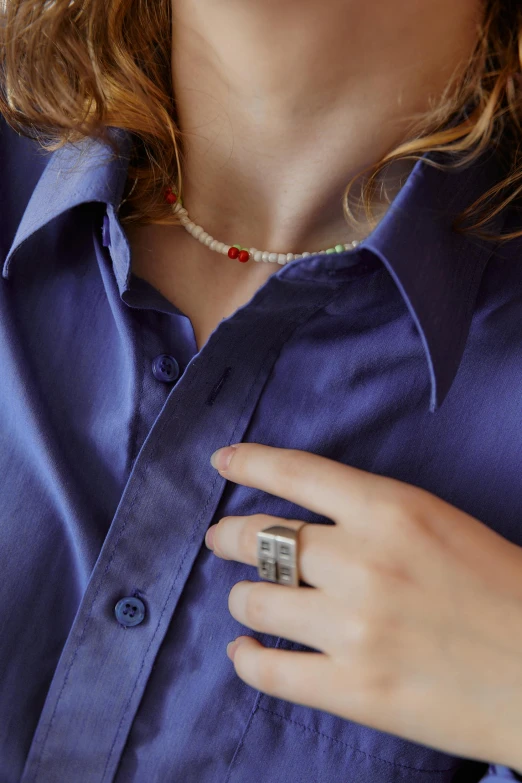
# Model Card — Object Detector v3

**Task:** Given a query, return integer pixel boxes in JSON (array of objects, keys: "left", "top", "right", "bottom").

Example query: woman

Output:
[{"left": 1, "top": 0, "right": 522, "bottom": 780}]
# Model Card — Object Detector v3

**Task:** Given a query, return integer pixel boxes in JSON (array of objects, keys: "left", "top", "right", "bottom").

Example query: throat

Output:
[{"left": 126, "top": 224, "right": 280, "bottom": 353}]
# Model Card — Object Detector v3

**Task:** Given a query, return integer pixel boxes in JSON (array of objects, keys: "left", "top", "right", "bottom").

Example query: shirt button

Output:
[
  {"left": 152, "top": 354, "right": 180, "bottom": 383},
  {"left": 114, "top": 596, "right": 146, "bottom": 627},
  {"left": 102, "top": 214, "right": 111, "bottom": 247}
]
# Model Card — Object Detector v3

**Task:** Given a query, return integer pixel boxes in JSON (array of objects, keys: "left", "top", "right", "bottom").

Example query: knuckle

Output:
[
  {"left": 337, "top": 565, "right": 394, "bottom": 651},
  {"left": 372, "top": 496, "right": 425, "bottom": 549},
  {"left": 374, "top": 496, "right": 408, "bottom": 530},
  {"left": 213, "top": 517, "right": 230, "bottom": 555},
  {"left": 351, "top": 558, "right": 383, "bottom": 600},
  {"left": 351, "top": 611, "right": 386, "bottom": 651},
  {"left": 336, "top": 612, "right": 364, "bottom": 652},
  {"left": 338, "top": 606, "right": 376, "bottom": 651},
  {"left": 238, "top": 519, "right": 255, "bottom": 561},
  {"left": 255, "top": 649, "right": 281, "bottom": 694},
  {"left": 277, "top": 449, "right": 305, "bottom": 486},
  {"left": 355, "top": 657, "right": 398, "bottom": 699},
  {"left": 244, "top": 584, "right": 269, "bottom": 626}
]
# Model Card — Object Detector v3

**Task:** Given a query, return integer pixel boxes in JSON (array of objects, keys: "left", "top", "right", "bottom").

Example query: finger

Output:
[
  {"left": 209, "top": 513, "right": 338, "bottom": 589},
  {"left": 229, "top": 636, "right": 343, "bottom": 717},
  {"left": 228, "top": 579, "right": 349, "bottom": 653},
  {"left": 211, "top": 442, "right": 400, "bottom": 526}
]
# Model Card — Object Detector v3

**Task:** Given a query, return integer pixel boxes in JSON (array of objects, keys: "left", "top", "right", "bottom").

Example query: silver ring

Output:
[{"left": 257, "top": 524, "right": 306, "bottom": 587}]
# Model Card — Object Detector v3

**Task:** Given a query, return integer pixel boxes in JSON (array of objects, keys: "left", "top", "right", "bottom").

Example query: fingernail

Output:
[
  {"left": 210, "top": 444, "right": 239, "bottom": 471},
  {"left": 205, "top": 526, "right": 215, "bottom": 550},
  {"left": 227, "top": 639, "right": 239, "bottom": 660}
]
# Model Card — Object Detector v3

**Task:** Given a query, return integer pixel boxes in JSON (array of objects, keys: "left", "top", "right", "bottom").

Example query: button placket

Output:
[{"left": 20, "top": 261, "right": 374, "bottom": 783}]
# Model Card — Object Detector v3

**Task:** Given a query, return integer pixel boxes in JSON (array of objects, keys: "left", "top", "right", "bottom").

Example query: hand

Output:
[{"left": 206, "top": 442, "right": 522, "bottom": 772}]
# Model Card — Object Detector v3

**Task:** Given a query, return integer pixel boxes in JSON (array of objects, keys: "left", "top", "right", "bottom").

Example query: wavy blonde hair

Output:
[{"left": 1, "top": 0, "right": 521, "bottom": 242}]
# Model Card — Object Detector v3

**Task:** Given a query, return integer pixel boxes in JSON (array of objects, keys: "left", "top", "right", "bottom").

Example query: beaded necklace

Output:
[{"left": 164, "top": 186, "right": 361, "bottom": 266}]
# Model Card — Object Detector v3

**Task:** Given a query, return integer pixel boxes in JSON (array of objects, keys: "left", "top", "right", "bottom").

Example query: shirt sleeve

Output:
[{"left": 478, "top": 765, "right": 522, "bottom": 782}]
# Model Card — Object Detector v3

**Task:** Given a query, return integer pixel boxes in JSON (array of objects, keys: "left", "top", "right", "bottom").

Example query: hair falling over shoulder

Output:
[{"left": 1, "top": 0, "right": 522, "bottom": 242}]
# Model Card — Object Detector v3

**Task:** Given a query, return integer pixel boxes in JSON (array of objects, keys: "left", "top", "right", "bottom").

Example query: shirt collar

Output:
[
  {"left": 2, "top": 126, "right": 132, "bottom": 284},
  {"left": 364, "top": 146, "right": 506, "bottom": 412},
  {"left": 1, "top": 129, "right": 507, "bottom": 413}
]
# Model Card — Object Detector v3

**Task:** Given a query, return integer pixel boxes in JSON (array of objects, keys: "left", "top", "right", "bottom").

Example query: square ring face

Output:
[{"left": 257, "top": 527, "right": 299, "bottom": 587}]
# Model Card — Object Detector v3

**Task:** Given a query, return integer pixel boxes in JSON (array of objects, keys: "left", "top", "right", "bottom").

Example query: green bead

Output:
[
  {"left": 335, "top": 244, "right": 344, "bottom": 253},
  {"left": 233, "top": 244, "right": 242, "bottom": 250},
  {"left": 326, "top": 248, "right": 336, "bottom": 254}
]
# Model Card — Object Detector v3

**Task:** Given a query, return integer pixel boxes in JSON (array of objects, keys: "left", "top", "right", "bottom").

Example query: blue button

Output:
[
  {"left": 152, "top": 354, "right": 180, "bottom": 383},
  {"left": 114, "top": 596, "right": 146, "bottom": 627},
  {"left": 102, "top": 214, "right": 111, "bottom": 247}
]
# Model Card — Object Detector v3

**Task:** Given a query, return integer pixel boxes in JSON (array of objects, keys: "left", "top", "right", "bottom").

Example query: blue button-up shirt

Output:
[{"left": 1, "top": 117, "right": 522, "bottom": 783}]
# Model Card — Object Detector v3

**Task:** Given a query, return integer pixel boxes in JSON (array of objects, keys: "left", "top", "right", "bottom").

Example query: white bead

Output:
[{"left": 171, "top": 201, "right": 367, "bottom": 263}]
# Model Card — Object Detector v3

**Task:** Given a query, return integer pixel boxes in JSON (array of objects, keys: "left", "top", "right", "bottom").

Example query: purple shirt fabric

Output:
[{"left": 1, "top": 116, "right": 522, "bottom": 783}]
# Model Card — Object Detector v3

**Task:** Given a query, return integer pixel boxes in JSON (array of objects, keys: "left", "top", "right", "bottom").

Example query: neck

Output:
[{"left": 170, "top": 0, "right": 481, "bottom": 256}]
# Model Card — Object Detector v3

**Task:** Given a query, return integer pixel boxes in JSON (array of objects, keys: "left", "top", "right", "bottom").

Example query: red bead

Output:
[
  {"left": 165, "top": 192, "right": 177, "bottom": 204},
  {"left": 238, "top": 250, "right": 250, "bottom": 263},
  {"left": 228, "top": 247, "right": 240, "bottom": 259}
]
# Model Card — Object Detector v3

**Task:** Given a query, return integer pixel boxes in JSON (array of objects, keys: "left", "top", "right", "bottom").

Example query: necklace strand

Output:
[{"left": 164, "top": 186, "right": 361, "bottom": 265}]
